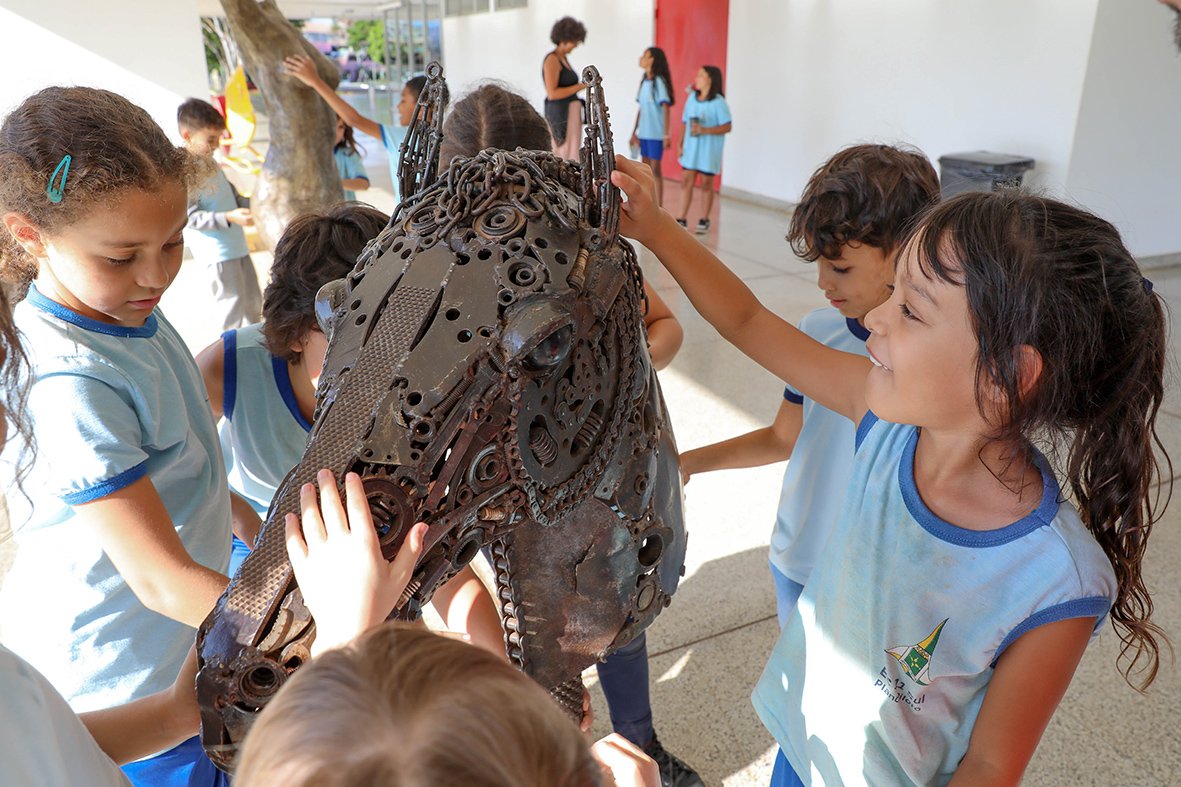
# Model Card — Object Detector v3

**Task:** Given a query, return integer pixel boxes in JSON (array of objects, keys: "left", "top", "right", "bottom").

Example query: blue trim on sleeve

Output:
[
  {"left": 272, "top": 356, "right": 313, "bottom": 432},
  {"left": 61, "top": 460, "right": 149, "bottom": 504},
  {"left": 898, "top": 432, "right": 1060, "bottom": 547},
  {"left": 783, "top": 387, "right": 804, "bottom": 405},
  {"left": 845, "top": 317, "right": 870, "bottom": 342},
  {"left": 222, "top": 329, "right": 238, "bottom": 421},
  {"left": 991, "top": 596, "right": 1112, "bottom": 667},
  {"left": 380, "top": 124, "right": 398, "bottom": 155},
  {"left": 27, "top": 285, "right": 158, "bottom": 338},
  {"left": 855, "top": 410, "right": 879, "bottom": 451}
]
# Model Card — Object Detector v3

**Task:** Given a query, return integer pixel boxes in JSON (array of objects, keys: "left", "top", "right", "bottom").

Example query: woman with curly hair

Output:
[{"left": 542, "top": 16, "right": 588, "bottom": 161}]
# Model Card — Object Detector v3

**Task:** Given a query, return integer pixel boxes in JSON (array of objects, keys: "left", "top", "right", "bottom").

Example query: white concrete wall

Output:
[
  {"left": 724, "top": 1, "right": 1098, "bottom": 202},
  {"left": 440, "top": 0, "right": 653, "bottom": 155},
  {"left": 0, "top": 0, "right": 209, "bottom": 142},
  {"left": 1064, "top": 0, "right": 1181, "bottom": 258}
]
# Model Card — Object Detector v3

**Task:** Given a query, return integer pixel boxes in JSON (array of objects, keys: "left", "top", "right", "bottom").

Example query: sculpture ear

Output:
[
  {"left": 397, "top": 60, "right": 450, "bottom": 201},
  {"left": 314, "top": 278, "right": 348, "bottom": 337},
  {"left": 579, "top": 65, "right": 619, "bottom": 250}
]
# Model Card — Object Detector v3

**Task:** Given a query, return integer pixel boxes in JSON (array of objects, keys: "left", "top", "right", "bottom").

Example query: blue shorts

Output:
[
  {"left": 638, "top": 138, "right": 664, "bottom": 160},
  {"left": 122, "top": 736, "right": 230, "bottom": 787},
  {"left": 770, "top": 748, "right": 806, "bottom": 787}
]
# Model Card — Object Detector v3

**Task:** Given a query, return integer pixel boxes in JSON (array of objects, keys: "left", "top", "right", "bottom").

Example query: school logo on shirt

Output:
[{"left": 885, "top": 618, "right": 948, "bottom": 686}]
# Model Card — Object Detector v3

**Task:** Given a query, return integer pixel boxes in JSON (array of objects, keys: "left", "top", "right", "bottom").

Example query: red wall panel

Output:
[{"left": 654, "top": 0, "right": 730, "bottom": 185}]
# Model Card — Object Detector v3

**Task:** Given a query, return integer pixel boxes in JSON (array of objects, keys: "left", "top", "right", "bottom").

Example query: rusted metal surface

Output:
[{"left": 196, "top": 64, "right": 686, "bottom": 771}]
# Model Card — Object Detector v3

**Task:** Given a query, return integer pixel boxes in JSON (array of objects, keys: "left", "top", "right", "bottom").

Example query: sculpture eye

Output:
[{"left": 522, "top": 324, "right": 573, "bottom": 372}]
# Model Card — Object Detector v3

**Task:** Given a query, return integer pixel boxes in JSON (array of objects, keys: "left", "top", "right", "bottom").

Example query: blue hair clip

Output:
[
  {"left": 47, "top": 154, "right": 72, "bottom": 204},
  {"left": 1143, "top": 276, "right": 1154, "bottom": 294}
]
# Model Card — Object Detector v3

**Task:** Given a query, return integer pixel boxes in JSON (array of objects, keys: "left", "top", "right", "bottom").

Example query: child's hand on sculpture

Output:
[
  {"left": 282, "top": 54, "right": 323, "bottom": 87},
  {"left": 285, "top": 469, "right": 427, "bottom": 656},
  {"left": 591, "top": 733, "right": 661, "bottom": 787},
  {"left": 611, "top": 155, "right": 674, "bottom": 246}
]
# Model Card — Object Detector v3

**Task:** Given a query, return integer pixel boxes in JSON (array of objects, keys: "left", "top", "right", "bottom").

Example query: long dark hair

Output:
[
  {"left": 638, "top": 47, "right": 675, "bottom": 107},
  {"left": 909, "top": 191, "right": 1170, "bottom": 690},
  {"left": 698, "top": 65, "right": 724, "bottom": 101},
  {"left": 334, "top": 119, "right": 364, "bottom": 157}
]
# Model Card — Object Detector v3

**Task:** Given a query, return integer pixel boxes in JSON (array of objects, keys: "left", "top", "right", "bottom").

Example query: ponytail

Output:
[{"left": 910, "top": 192, "right": 1171, "bottom": 689}]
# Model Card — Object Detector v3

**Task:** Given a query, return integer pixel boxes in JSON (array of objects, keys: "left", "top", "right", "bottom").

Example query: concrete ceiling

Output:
[{"left": 196, "top": 0, "right": 441, "bottom": 20}]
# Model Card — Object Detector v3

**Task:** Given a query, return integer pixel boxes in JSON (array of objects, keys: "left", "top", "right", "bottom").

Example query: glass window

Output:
[
  {"left": 444, "top": 0, "right": 490, "bottom": 16},
  {"left": 495, "top": 0, "right": 527, "bottom": 9}
]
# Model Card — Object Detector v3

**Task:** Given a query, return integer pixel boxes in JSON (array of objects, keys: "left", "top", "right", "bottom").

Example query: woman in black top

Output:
[{"left": 542, "top": 16, "right": 587, "bottom": 161}]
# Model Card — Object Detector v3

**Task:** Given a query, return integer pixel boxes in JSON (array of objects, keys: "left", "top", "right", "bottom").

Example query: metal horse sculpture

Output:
[{"left": 195, "top": 63, "right": 686, "bottom": 771}]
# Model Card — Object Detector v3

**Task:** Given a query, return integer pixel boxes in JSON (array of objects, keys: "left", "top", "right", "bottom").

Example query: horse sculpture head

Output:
[{"left": 195, "top": 63, "right": 686, "bottom": 771}]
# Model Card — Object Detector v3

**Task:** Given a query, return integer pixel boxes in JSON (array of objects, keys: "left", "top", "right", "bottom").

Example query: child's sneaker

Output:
[
  {"left": 695, "top": 218, "right": 711, "bottom": 235},
  {"left": 676, "top": 218, "right": 688, "bottom": 228},
  {"left": 644, "top": 733, "right": 705, "bottom": 787}
]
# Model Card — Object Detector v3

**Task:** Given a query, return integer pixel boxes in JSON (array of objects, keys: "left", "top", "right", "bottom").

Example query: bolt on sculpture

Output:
[{"left": 195, "top": 63, "right": 687, "bottom": 771}]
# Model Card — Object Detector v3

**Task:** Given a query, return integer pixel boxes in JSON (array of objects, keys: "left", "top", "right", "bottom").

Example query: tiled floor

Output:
[{"left": 6, "top": 161, "right": 1181, "bottom": 785}]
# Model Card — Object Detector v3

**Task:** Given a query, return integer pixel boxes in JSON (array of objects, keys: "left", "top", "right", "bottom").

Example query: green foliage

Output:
[{"left": 347, "top": 19, "right": 387, "bottom": 63}]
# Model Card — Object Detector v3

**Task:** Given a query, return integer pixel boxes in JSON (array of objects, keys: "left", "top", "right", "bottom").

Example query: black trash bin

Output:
[{"left": 938, "top": 151, "right": 1035, "bottom": 199}]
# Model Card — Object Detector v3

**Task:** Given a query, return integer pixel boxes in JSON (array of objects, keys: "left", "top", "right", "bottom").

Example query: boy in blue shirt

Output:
[
  {"left": 178, "top": 98, "right": 260, "bottom": 334},
  {"left": 680, "top": 144, "right": 939, "bottom": 625},
  {"left": 197, "top": 203, "right": 506, "bottom": 654}
]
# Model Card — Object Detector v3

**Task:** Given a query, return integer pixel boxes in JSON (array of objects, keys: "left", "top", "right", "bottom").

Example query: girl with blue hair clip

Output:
[{"left": 0, "top": 85, "right": 259, "bottom": 786}]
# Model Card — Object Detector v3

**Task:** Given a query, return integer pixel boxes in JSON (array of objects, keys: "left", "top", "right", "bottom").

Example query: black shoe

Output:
[
  {"left": 676, "top": 218, "right": 688, "bottom": 228},
  {"left": 695, "top": 218, "right": 711, "bottom": 235},
  {"left": 644, "top": 733, "right": 705, "bottom": 787}
]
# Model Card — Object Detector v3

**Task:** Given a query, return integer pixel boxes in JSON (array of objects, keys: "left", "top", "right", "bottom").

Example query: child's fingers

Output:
[
  {"left": 385, "top": 522, "right": 427, "bottom": 595},
  {"left": 614, "top": 153, "right": 657, "bottom": 187},
  {"left": 284, "top": 512, "right": 308, "bottom": 564},
  {"left": 298, "top": 481, "right": 327, "bottom": 544},
  {"left": 390, "top": 522, "right": 426, "bottom": 574},
  {"left": 580, "top": 686, "right": 595, "bottom": 733},
  {"left": 610, "top": 169, "right": 646, "bottom": 207},
  {"left": 342, "top": 472, "right": 377, "bottom": 542},
  {"left": 315, "top": 469, "right": 349, "bottom": 535}
]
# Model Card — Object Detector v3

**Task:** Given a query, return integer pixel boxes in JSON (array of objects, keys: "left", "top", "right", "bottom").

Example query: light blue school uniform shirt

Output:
[
  {"left": 753, "top": 413, "right": 1117, "bottom": 786},
  {"left": 185, "top": 168, "right": 250, "bottom": 264},
  {"left": 334, "top": 147, "right": 370, "bottom": 202},
  {"left": 773, "top": 309, "right": 869, "bottom": 587},
  {"left": 0, "top": 643, "right": 131, "bottom": 786},
  {"left": 219, "top": 323, "right": 312, "bottom": 516},
  {"left": 0, "top": 287, "right": 232, "bottom": 712},
  {"left": 380, "top": 123, "right": 405, "bottom": 201},
  {"left": 636, "top": 77, "right": 671, "bottom": 141},
  {"left": 679, "top": 93, "right": 731, "bottom": 175}
]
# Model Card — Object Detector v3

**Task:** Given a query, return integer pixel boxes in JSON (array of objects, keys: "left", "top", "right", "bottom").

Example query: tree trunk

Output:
[{"left": 220, "top": 0, "right": 343, "bottom": 249}]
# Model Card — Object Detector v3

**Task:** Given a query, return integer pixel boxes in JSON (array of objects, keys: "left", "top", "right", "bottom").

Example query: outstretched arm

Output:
[
  {"left": 283, "top": 54, "right": 383, "bottom": 141},
  {"left": 79, "top": 647, "right": 200, "bottom": 765},
  {"left": 611, "top": 155, "right": 871, "bottom": 422},
  {"left": 642, "top": 282, "right": 683, "bottom": 370},
  {"left": 681, "top": 398, "right": 802, "bottom": 481},
  {"left": 950, "top": 616, "right": 1095, "bottom": 785},
  {"left": 75, "top": 476, "right": 230, "bottom": 628}
]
